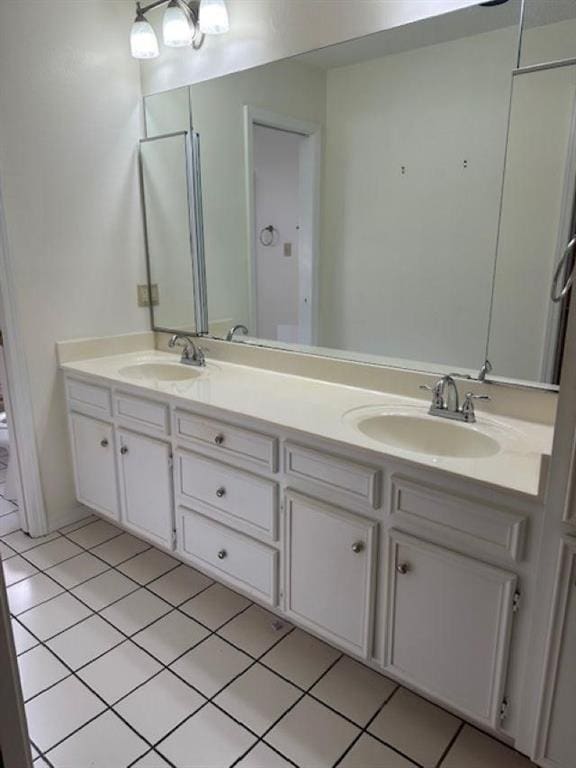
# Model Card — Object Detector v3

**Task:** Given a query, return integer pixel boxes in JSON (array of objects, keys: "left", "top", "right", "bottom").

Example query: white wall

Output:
[
  {"left": 318, "top": 25, "right": 516, "bottom": 371},
  {"left": 0, "top": 0, "right": 148, "bottom": 529},
  {"left": 140, "top": 0, "right": 480, "bottom": 95}
]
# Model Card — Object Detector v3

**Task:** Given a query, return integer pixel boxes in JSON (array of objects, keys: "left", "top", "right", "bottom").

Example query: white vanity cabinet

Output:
[
  {"left": 284, "top": 492, "right": 377, "bottom": 657},
  {"left": 117, "top": 429, "right": 174, "bottom": 549},
  {"left": 69, "top": 412, "right": 119, "bottom": 521},
  {"left": 385, "top": 531, "right": 518, "bottom": 727}
]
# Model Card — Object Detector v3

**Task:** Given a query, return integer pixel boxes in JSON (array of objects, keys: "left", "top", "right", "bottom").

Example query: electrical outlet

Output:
[{"left": 137, "top": 284, "right": 159, "bottom": 307}]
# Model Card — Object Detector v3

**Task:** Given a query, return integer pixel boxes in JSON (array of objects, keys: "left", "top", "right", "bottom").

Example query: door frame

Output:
[
  {"left": 0, "top": 172, "right": 47, "bottom": 535},
  {"left": 243, "top": 106, "right": 321, "bottom": 344}
]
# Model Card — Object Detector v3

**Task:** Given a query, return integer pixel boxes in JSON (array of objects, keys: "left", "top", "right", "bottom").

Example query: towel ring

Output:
[
  {"left": 259, "top": 225, "right": 278, "bottom": 247},
  {"left": 551, "top": 235, "right": 576, "bottom": 303}
]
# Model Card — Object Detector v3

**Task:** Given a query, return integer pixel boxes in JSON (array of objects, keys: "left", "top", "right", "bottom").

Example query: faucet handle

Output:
[
  {"left": 419, "top": 384, "right": 434, "bottom": 392},
  {"left": 419, "top": 382, "right": 444, "bottom": 410},
  {"left": 461, "top": 392, "right": 491, "bottom": 422},
  {"left": 464, "top": 392, "right": 491, "bottom": 402}
]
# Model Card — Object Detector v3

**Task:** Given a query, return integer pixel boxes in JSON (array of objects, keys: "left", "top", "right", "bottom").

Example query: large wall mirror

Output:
[{"left": 141, "top": 0, "right": 576, "bottom": 390}]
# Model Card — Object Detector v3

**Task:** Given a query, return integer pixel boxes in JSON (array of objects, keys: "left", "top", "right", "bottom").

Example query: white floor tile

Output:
[
  {"left": 0, "top": 540, "right": 15, "bottom": 559},
  {"left": 311, "top": 655, "right": 397, "bottom": 725},
  {"left": 170, "top": 635, "right": 252, "bottom": 697},
  {"left": 0, "top": 496, "right": 17, "bottom": 517},
  {"left": 90, "top": 532, "right": 150, "bottom": 566},
  {"left": 57, "top": 515, "right": 97, "bottom": 534},
  {"left": 2, "top": 530, "right": 59, "bottom": 553},
  {"left": 147, "top": 564, "right": 213, "bottom": 605},
  {"left": 24, "top": 537, "right": 83, "bottom": 569},
  {"left": 18, "top": 592, "right": 92, "bottom": 641},
  {"left": 47, "top": 614, "right": 124, "bottom": 670},
  {"left": 368, "top": 688, "right": 461, "bottom": 768},
  {"left": 46, "top": 552, "right": 109, "bottom": 589},
  {"left": 46, "top": 711, "right": 149, "bottom": 768},
  {"left": 181, "top": 582, "right": 251, "bottom": 629},
  {"left": 17, "top": 645, "right": 69, "bottom": 700},
  {"left": 11, "top": 620, "right": 39, "bottom": 654},
  {"left": 66, "top": 519, "right": 121, "bottom": 549},
  {"left": 71, "top": 569, "right": 138, "bottom": 611},
  {"left": 218, "top": 604, "right": 292, "bottom": 657},
  {"left": 26, "top": 676, "right": 106, "bottom": 752},
  {"left": 133, "top": 609, "right": 209, "bottom": 664},
  {"left": 215, "top": 663, "right": 301, "bottom": 735},
  {"left": 158, "top": 703, "right": 255, "bottom": 768},
  {"left": 338, "top": 733, "right": 417, "bottom": 768},
  {"left": 33, "top": 758, "right": 50, "bottom": 767},
  {"left": 117, "top": 548, "right": 178, "bottom": 585},
  {"left": 78, "top": 640, "right": 162, "bottom": 704},
  {"left": 7, "top": 574, "right": 64, "bottom": 615},
  {"left": 442, "top": 725, "right": 537, "bottom": 768},
  {"left": 115, "top": 669, "right": 205, "bottom": 743},
  {"left": 236, "top": 742, "right": 294, "bottom": 768},
  {"left": 266, "top": 695, "right": 359, "bottom": 768},
  {"left": 262, "top": 628, "right": 340, "bottom": 689},
  {"left": 3, "top": 554, "right": 38, "bottom": 586},
  {"left": 100, "top": 588, "right": 171, "bottom": 635},
  {"left": 131, "top": 750, "right": 172, "bottom": 767}
]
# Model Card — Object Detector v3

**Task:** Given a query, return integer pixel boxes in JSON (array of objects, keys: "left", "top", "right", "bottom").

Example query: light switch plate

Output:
[{"left": 137, "top": 284, "right": 159, "bottom": 307}]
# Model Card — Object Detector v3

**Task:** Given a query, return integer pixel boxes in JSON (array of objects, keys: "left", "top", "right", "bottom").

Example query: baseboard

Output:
[{"left": 47, "top": 503, "right": 94, "bottom": 534}]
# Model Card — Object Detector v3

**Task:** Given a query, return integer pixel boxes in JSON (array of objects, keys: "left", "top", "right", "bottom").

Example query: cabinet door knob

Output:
[
  {"left": 100, "top": 439, "right": 109, "bottom": 448},
  {"left": 396, "top": 562, "right": 411, "bottom": 575},
  {"left": 216, "top": 486, "right": 226, "bottom": 498},
  {"left": 214, "top": 434, "right": 225, "bottom": 446},
  {"left": 351, "top": 541, "right": 364, "bottom": 554},
  {"left": 217, "top": 549, "right": 227, "bottom": 559},
  {"left": 120, "top": 445, "right": 129, "bottom": 455}
]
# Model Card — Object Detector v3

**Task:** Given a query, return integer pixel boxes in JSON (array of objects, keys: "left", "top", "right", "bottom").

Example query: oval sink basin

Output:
[
  {"left": 119, "top": 363, "right": 205, "bottom": 382},
  {"left": 355, "top": 414, "right": 500, "bottom": 458}
]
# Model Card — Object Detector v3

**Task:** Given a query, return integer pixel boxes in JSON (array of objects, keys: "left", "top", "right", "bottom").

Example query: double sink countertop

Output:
[{"left": 61, "top": 350, "right": 554, "bottom": 498}]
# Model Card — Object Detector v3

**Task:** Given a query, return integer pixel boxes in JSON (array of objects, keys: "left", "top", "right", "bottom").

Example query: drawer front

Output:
[
  {"left": 391, "top": 477, "right": 526, "bottom": 562},
  {"left": 177, "top": 508, "right": 278, "bottom": 604},
  {"left": 115, "top": 392, "right": 169, "bottom": 436},
  {"left": 176, "top": 450, "right": 278, "bottom": 541},
  {"left": 175, "top": 409, "right": 278, "bottom": 471},
  {"left": 285, "top": 443, "right": 381, "bottom": 510},
  {"left": 66, "top": 377, "right": 111, "bottom": 419}
]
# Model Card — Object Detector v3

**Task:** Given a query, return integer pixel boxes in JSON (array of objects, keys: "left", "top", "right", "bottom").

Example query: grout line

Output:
[{"left": 436, "top": 721, "right": 465, "bottom": 768}]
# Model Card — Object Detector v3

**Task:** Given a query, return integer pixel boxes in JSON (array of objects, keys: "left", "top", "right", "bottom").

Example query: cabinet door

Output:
[
  {"left": 285, "top": 492, "right": 377, "bottom": 657},
  {"left": 386, "top": 531, "right": 517, "bottom": 727},
  {"left": 118, "top": 429, "right": 174, "bottom": 549},
  {"left": 69, "top": 412, "right": 119, "bottom": 520}
]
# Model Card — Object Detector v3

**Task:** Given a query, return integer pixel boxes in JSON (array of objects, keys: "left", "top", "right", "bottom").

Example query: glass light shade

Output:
[
  {"left": 163, "top": 2, "right": 194, "bottom": 47},
  {"left": 130, "top": 17, "right": 159, "bottom": 59},
  {"left": 199, "top": 0, "right": 229, "bottom": 34}
]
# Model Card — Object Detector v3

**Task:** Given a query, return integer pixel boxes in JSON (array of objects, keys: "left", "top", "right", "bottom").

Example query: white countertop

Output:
[{"left": 61, "top": 350, "right": 553, "bottom": 498}]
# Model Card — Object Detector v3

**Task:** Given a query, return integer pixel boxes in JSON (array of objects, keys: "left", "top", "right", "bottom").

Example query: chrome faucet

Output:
[
  {"left": 226, "top": 324, "right": 249, "bottom": 342},
  {"left": 168, "top": 334, "right": 206, "bottom": 367},
  {"left": 420, "top": 375, "right": 490, "bottom": 423}
]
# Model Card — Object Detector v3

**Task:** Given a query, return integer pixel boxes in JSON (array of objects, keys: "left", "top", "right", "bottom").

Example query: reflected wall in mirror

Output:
[
  {"left": 141, "top": 0, "right": 576, "bottom": 388},
  {"left": 139, "top": 132, "right": 198, "bottom": 332}
]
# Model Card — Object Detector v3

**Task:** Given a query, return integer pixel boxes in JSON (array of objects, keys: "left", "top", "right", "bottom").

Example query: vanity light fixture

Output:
[{"left": 130, "top": 0, "right": 228, "bottom": 60}]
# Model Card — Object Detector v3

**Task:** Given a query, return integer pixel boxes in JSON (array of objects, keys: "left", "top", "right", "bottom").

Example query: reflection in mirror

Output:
[
  {"left": 145, "top": 86, "right": 191, "bottom": 138},
  {"left": 519, "top": 0, "right": 576, "bottom": 68},
  {"left": 487, "top": 63, "right": 576, "bottom": 385},
  {"left": 139, "top": 133, "right": 197, "bottom": 332}
]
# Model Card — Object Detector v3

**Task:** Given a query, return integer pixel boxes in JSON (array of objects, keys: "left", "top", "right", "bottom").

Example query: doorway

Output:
[{"left": 244, "top": 107, "right": 321, "bottom": 346}]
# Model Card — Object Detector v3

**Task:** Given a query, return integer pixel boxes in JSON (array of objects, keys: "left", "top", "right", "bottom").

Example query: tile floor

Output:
[
  {"left": 0, "top": 444, "right": 20, "bottom": 536},
  {"left": 2, "top": 517, "right": 538, "bottom": 768}
]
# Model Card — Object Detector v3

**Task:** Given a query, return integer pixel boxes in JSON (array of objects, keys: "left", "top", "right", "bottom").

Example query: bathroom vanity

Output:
[{"left": 59, "top": 346, "right": 555, "bottom": 750}]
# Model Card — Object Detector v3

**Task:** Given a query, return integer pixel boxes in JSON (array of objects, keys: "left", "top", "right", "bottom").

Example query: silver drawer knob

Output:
[
  {"left": 396, "top": 562, "right": 411, "bottom": 575},
  {"left": 100, "top": 439, "right": 109, "bottom": 448},
  {"left": 214, "top": 434, "right": 225, "bottom": 446},
  {"left": 120, "top": 445, "right": 128, "bottom": 455},
  {"left": 351, "top": 542, "right": 364, "bottom": 554},
  {"left": 217, "top": 549, "right": 227, "bottom": 559},
  {"left": 216, "top": 487, "right": 226, "bottom": 498}
]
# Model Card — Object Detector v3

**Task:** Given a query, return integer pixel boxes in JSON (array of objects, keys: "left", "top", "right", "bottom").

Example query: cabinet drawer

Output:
[
  {"left": 391, "top": 477, "right": 526, "bottom": 561},
  {"left": 285, "top": 443, "right": 381, "bottom": 509},
  {"left": 174, "top": 409, "right": 278, "bottom": 471},
  {"left": 66, "top": 377, "right": 111, "bottom": 419},
  {"left": 177, "top": 508, "right": 278, "bottom": 604},
  {"left": 115, "top": 392, "right": 169, "bottom": 436},
  {"left": 175, "top": 450, "right": 278, "bottom": 541}
]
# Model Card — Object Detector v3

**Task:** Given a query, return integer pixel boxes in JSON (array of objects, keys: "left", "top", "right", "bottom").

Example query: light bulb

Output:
[
  {"left": 163, "top": 0, "right": 194, "bottom": 47},
  {"left": 130, "top": 12, "right": 159, "bottom": 59},
  {"left": 199, "top": 0, "right": 229, "bottom": 34}
]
